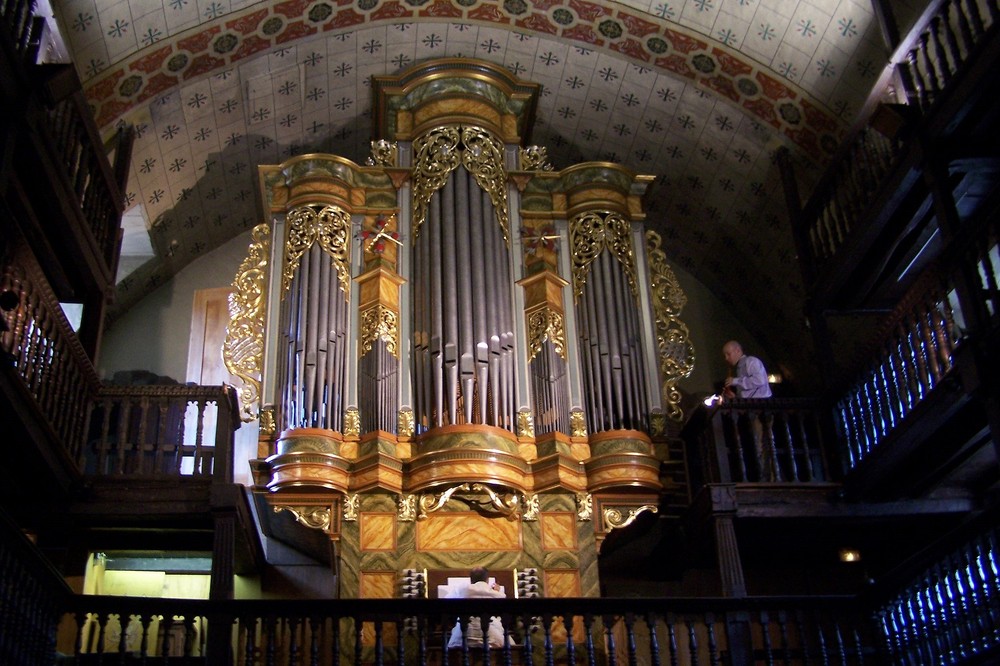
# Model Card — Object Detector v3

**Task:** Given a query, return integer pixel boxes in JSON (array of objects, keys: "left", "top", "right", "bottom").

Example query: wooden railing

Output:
[
  {"left": 0, "top": 509, "right": 71, "bottom": 666},
  {"left": 896, "top": 0, "right": 999, "bottom": 112},
  {"left": 0, "top": 240, "right": 100, "bottom": 462},
  {"left": 56, "top": 595, "right": 879, "bottom": 665},
  {"left": 875, "top": 509, "right": 1000, "bottom": 664},
  {"left": 834, "top": 268, "right": 964, "bottom": 472},
  {"left": 84, "top": 384, "right": 239, "bottom": 482},
  {"left": 39, "top": 66, "right": 131, "bottom": 271},
  {"left": 688, "top": 399, "right": 832, "bottom": 486},
  {"left": 798, "top": 0, "right": 998, "bottom": 274}
]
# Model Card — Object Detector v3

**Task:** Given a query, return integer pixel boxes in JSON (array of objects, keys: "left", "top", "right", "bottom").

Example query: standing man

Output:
[
  {"left": 722, "top": 340, "right": 772, "bottom": 400},
  {"left": 722, "top": 340, "right": 775, "bottom": 481}
]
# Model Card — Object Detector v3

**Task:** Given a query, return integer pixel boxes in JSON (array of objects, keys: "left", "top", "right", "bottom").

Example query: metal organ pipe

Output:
[{"left": 413, "top": 164, "right": 517, "bottom": 432}]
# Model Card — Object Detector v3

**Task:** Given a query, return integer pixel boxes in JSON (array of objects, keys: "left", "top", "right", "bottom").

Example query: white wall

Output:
[{"left": 99, "top": 231, "right": 254, "bottom": 382}]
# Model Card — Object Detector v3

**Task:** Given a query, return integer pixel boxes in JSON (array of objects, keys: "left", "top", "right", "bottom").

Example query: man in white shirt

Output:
[{"left": 446, "top": 566, "right": 507, "bottom": 649}]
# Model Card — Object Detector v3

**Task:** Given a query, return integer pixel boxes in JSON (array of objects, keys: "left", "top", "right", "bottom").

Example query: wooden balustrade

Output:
[
  {"left": 835, "top": 271, "right": 962, "bottom": 471},
  {"left": 877, "top": 520, "right": 1000, "bottom": 664},
  {"left": 688, "top": 399, "right": 831, "bottom": 486},
  {"left": 0, "top": 509, "right": 71, "bottom": 666},
  {"left": 897, "top": 0, "right": 998, "bottom": 112},
  {"left": 0, "top": 0, "right": 43, "bottom": 64},
  {"left": 84, "top": 384, "right": 239, "bottom": 482},
  {"left": 55, "top": 595, "right": 878, "bottom": 665},
  {"left": 805, "top": 127, "right": 903, "bottom": 264},
  {"left": 0, "top": 242, "right": 99, "bottom": 462}
]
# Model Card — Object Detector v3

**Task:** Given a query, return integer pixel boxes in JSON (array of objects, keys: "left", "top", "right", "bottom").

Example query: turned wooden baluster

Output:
[
  {"left": 625, "top": 613, "right": 638, "bottom": 666},
  {"left": 759, "top": 610, "right": 773, "bottom": 666},
  {"left": 664, "top": 613, "right": 678, "bottom": 666},
  {"left": 604, "top": 615, "right": 617, "bottom": 666},
  {"left": 685, "top": 619, "right": 699, "bottom": 666},
  {"left": 646, "top": 613, "right": 660, "bottom": 666},
  {"left": 780, "top": 413, "right": 799, "bottom": 482},
  {"left": 776, "top": 611, "right": 791, "bottom": 666},
  {"left": 703, "top": 613, "right": 719, "bottom": 666},
  {"left": 584, "top": 614, "right": 596, "bottom": 666}
]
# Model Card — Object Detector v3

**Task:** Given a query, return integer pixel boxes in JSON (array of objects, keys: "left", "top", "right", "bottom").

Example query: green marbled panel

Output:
[
  {"left": 412, "top": 428, "right": 522, "bottom": 457},
  {"left": 274, "top": 433, "right": 341, "bottom": 455},
  {"left": 338, "top": 515, "right": 361, "bottom": 599},
  {"left": 356, "top": 434, "right": 401, "bottom": 457},
  {"left": 588, "top": 436, "right": 651, "bottom": 456},
  {"left": 577, "top": 520, "right": 601, "bottom": 597},
  {"left": 539, "top": 492, "right": 576, "bottom": 512}
]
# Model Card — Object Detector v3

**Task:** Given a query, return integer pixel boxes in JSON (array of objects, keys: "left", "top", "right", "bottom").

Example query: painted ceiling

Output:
[{"left": 54, "top": 0, "right": 920, "bottom": 385}]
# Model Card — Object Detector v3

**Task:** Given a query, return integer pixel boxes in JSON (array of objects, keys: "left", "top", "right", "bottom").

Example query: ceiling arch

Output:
[{"left": 55, "top": 0, "right": 896, "bottom": 384}]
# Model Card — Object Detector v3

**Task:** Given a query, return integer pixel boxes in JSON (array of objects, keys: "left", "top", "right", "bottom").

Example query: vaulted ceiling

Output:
[{"left": 56, "top": 0, "right": 917, "bottom": 385}]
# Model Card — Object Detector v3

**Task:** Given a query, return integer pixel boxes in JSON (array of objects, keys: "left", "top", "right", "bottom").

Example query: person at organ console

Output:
[{"left": 446, "top": 566, "right": 508, "bottom": 649}]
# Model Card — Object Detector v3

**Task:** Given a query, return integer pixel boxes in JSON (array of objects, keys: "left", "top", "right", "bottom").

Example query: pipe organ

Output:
[{"left": 226, "top": 59, "right": 695, "bottom": 599}]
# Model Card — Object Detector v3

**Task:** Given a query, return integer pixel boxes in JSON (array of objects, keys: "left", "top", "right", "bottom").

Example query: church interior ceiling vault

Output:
[{"left": 54, "top": 0, "right": 923, "bottom": 383}]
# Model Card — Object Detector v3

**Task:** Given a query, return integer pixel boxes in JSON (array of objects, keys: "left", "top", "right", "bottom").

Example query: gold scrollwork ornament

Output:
[
  {"left": 398, "top": 408, "right": 415, "bottom": 437},
  {"left": 518, "top": 145, "right": 553, "bottom": 171},
  {"left": 517, "top": 410, "right": 535, "bottom": 439},
  {"left": 602, "top": 505, "right": 658, "bottom": 533},
  {"left": 412, "top": 125, "right": 509, "bottom": 242},
  {"left": 646, "top": 230, "right": 696, "bottom": 422},
  {"left": 526, "top": 307, "right": 566, "bottom": 361},
  {"left": 570, "top": 410, "right": 588, "bottom": 438},
  {"left": 398, "top": 494, "right": 417, "bottom": 522},
  {"left": 283, "top": 204, "right": 352, "bottom": 297},
  {"left": 569, "top": 211, "right": 637, "bottom": 303},
  {"left": 274, "top": 505, "right": 332, "bottom": 533},
  {"left": 343, "top": 407, "right": 361, "bottom": 437},
  {"left": 223, "top": 223, "right": 270, "bottom": 422},
  {"left": 367, "top": 139, "right": 398, "bottom": 167},
  {"left": 343, "top": 493, "right": 359, "bottom": 522},
  {"left": 360, "top": 304, "right": 399, "bottom": 358},
  {"left": 576, "top": 493, "right": 593, "bottom": 522}
]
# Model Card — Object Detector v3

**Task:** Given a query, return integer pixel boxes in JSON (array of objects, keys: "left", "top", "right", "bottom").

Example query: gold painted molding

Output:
[
  {"left": 223, "top": 223, "right": 270, "bottom": 422},
  {"left": 646, "top": 230, "right": 696, "bottom": 422}
]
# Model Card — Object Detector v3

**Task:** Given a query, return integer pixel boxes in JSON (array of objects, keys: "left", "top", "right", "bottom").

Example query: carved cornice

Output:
[
  {"left": 646, "top": 230, "right": 696, "bottom": 422},
  {"left": 223, "top": 223, "right": 269, "bottom": 422}
]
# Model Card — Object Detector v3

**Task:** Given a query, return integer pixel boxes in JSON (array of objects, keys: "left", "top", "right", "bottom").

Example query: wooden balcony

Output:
[{"left": 789, "top": 0, "right": 1000, "bottom": 313}]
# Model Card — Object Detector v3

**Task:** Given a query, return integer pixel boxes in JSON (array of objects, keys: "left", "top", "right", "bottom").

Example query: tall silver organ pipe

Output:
[
  {"left": 571, "top": 211, "right": 649, "bottom": 433},
  {"left": 278, "top": 205, "right": 352, "bottom": 432},
  {"left": 413, "top": 164, "right": 517, "bottom": 432},
  {"left": 530, "top": 340, "right": 570, "bottom": 435}
]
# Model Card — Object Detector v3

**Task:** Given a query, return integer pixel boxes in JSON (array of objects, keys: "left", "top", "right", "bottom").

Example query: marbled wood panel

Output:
[
  {"left": 577, "top": 517, "right": 600, "bottom": 597},
  {"left": 360, "top": 513, "right": 396, "bottom": 551},
  {"left": 341, "top": 493, "right": 399, "bottom": 598},
  {"left": 415, "top": 513, "right": 520, "bottom": 551},
  {"left": 539, "top": 512, "right": 577, "bottom": 551},
  {"left": 544, "top": 569, "right": 581, "bottom": 597}
]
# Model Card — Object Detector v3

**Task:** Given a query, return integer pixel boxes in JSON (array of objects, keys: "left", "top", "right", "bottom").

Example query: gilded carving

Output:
[
  {"left": 259, "top": 406, "right": 276, "bottom": 436},
  {"left": 646, "top": 230, "right": 696, "bottom": 422},
  {"left": 283, "top": 204, "right": 352, "bottom": 298},
  {"left": 569, "top": 211, "right": 637, "bottom": 302},
  {"left": 367, "top": 139, "right": 398, "bottom": 167},
  {"left": 570, "top": 410, "right": 588, "bottom": 438},
  {"left": 223, "top": 223, "right": 270, "bottom": 422},
  {"left": 398, "top": 408, "right": 415, "bottom": 437},
  {"left": 398, "top": 494, "right": 417, "bottom": 522},
  {"left": 518, "top": 145, "right": 553, "bottom": 171},
  {"left": 274, "top": 504, "right": 332, "bottom": 533},
  {"left": 517, "top": 410, "right": 535, "bottom": 439},
  {"left": 344, "top": 407, "right": 361, "bottom": 437},
  {"left": 522, "top": 493, "right": 539, "bottom": 521},
  {"left": 360, "top": 304, "right": 399, "bottom": 359},
  {"left": 602, "top": 505, "right": 658, "bottom": 532},
  {"left": 412, "top": 125, "right": 509, "bottom": 242},
  {"left": 415, "top": 482, "right": 521, "bottom": 520},
  {"left": 576, "top": 493, "right": 593, "bottom": 522},
  {"left": 650, "top": 412, "right": 667, "bottom": 437},
  {"left": 344, "top": 493, "right": 359, "bottom": 522},
  {"left": 526, "top": 307, "right": 566, "bottom": 362}
]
